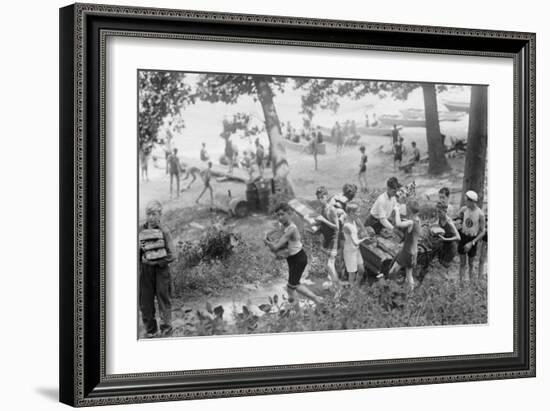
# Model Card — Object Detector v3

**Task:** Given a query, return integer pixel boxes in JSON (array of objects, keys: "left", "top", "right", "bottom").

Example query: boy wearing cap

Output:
[
  {"left": 386, "top": 199, "right": 422, "bottom": 288},
  {"left": 457, "top": 190, "right": 486, "bottom": 282},
  {"left": 138, "top": 200, "right": 175, "bottom": 337},
  {"left": 364, "top": 177, "right": 400, "bottom": 234}
]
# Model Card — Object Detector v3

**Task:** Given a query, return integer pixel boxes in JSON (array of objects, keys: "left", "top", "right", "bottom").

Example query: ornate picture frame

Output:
[{"left": 59, "top": 3, "right": 535, "bottom": 407}]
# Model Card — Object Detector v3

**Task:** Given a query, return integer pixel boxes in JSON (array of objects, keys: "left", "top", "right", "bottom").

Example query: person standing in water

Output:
[{"left": 264, "top": 203, "right": 322, "bottom": 305}]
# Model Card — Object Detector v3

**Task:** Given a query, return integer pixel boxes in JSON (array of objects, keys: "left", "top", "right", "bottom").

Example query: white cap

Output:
[{"left": 465, "top": 190, "right": 478, "bottom": 202}]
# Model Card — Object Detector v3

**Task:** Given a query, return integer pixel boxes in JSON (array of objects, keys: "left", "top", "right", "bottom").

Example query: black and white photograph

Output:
[{"left": 137, "top": 71, "right": 488, "bottom": 339}]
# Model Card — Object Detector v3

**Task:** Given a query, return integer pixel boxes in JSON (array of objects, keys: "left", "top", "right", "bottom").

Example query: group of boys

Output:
[
  {"left": 391, "top": 126, "right": 421, "bottom": 170},
  {"left": 267, "top": 177, "right": 488, "bottom": 307},
  {"left": 164, "top": 147, "right": 215, "bottom": 207},
  {"left": 138, "top": 175, "right": 487, "bottom": 336}
]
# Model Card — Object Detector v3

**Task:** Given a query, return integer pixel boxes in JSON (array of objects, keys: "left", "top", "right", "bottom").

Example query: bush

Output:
[
  {"left": 171, "top": 227, "right": 285, "bottom": 298},
  {"left": 175, "top": 224, "right": 240, "bottom": 270}
]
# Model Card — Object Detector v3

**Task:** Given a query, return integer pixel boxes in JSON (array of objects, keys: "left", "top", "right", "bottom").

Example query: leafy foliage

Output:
[
  {"left": 196, "top": 74, "right": 288, "bottom": 105},
  {"left": 171, "top": 225, "right": 284, "bottom": 298},
  {"left": 234, "top": 277, "right": 487, "bottom": 335},
  {"left": 174, "top": 224, "right": 241, "bottom": 270},
  {"left": 220, "top": 112, "right": 265, "bottom": 140},
  {"left": 138, "top": 71, "right": 195, "bottom": 150}
]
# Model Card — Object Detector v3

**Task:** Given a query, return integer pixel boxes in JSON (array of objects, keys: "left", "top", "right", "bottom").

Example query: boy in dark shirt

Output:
[{"left": 139, "top": 200, "right": 175, "bottom": 337}]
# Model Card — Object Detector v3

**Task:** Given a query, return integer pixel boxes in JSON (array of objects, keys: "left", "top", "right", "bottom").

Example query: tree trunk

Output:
[
  {"left": 422, "top": 83, "right": 450, "bottom": 174},
  {"left": 461, "top": 86, "right": 488, "bottom": 206},
  {"left": 253, "top": 76, "right": 295, "bottom": 198}
]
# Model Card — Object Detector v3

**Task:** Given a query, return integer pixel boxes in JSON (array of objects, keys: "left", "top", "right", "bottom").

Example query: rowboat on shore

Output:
[
  {"left": 357, "top": 125, "right": 402, "bottom": 136},
  {"left": 442, "top": 100, "right": 470, "bottom": 113},
  {"left": 318, "top": 125, "right": 400, "bottom": 140},
  {"left": 378, "top": 114, "right": 425, "bottom": 127},
  {"left": 284, "top": 139, "right": 327, "bottom": 154},
  {"left": 399, "top": 108, "right": 466, "bottom": 122}
]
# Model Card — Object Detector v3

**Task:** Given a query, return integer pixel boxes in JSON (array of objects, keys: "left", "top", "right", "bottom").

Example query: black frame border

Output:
[{"left": 60, "top": 3, "right": 536, "bottom": 407}]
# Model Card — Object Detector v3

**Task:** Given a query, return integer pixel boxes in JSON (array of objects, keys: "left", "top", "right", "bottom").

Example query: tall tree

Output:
[
  {"left": 138, "top": 71, "right": 194, "bottom": 152},
  {"left": 197, "top": 74, "right": 295, "bottom": 197},
  {"left": 421, "top": 83, "right": 450, "bottom": 174},
  {"left": 461, "top": 85, "right": 488, "bottom": 205}
]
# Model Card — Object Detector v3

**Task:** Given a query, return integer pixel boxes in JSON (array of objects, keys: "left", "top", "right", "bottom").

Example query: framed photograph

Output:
[{"left": 59, "top": 3, "right": 535, "bottom": 407}]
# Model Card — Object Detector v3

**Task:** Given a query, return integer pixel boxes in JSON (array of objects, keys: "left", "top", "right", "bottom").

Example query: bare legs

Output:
[
  {"left": 325, "top": 254, "right": 340, "bottom": 287},
  {"left": 388, "top": 261, "right": 415, "bottom": 288},
  {"left": 459, "top": 254, "right": 477, "bottom": 282},
  {"left": 169, "top": 173, "right": 180, "bottom": 198},
  {"left": 478, "top": 241, "right": 487, "bottom": 279},
  {"left": 196, "top": 184, "right": 214, "bottom": 207},
  {"left": 358, "top": 171, "right": 367, "bottom": 192},
  {"left": 349, "top": 264, "right": 365, "bottom": 285},
  {"left": 181, "top": 171, "right": 197, "bottom": 190},
  {"left": 287, "top": 285, "right": 322, "bottom": 305}
]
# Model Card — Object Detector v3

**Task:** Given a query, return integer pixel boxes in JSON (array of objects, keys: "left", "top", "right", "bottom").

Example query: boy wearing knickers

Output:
[
  {"left": 138, "top": 200, "right": 175, "bottom": 337},
  {"left": 264, "top": 204, "right": 321, "bottom": 305}
]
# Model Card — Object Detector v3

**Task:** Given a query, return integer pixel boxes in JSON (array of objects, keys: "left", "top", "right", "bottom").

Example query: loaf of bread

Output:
[{"left": 144, "top": 248, "right": 167, "bottom": 261}]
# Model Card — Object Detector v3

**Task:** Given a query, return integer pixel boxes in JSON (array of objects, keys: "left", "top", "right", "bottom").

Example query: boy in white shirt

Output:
[{"left": 364, "top": 177, "right": 400, "bottom": 234}]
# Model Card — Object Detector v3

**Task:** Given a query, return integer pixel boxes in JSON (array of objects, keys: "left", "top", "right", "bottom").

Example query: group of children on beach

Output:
[
  {"left": 264, "top": 177, "right": 487, "bottom": 307},
  {"left": 138, "top": 173, "right": 487, "bottom": 336}
]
